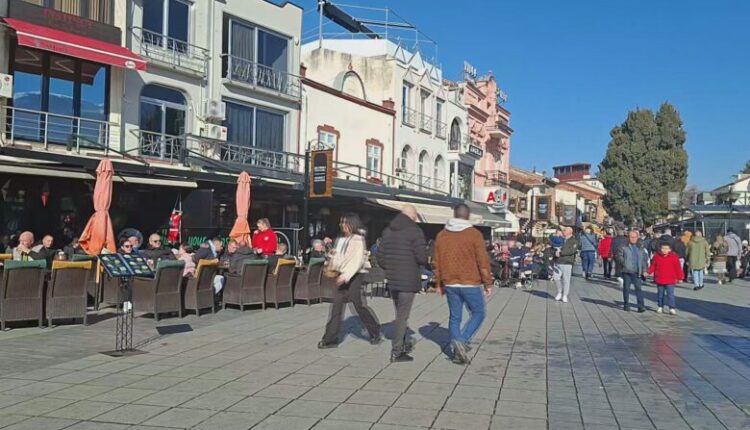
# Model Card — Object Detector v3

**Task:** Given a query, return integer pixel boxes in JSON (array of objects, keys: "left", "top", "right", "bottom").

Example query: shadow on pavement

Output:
[
  {"left": 580, "top": 297, "right": 623, "bottom": 310},
  {"left": 527, "top": 290, "right": 554, "bottom": 300},
  {"left": 419, "top": 322, "right": 451, "bottom": 358}
]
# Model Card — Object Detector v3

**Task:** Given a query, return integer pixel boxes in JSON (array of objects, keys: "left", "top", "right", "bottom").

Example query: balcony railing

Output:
[
  {"left": 419, "top": 113, "right": 433, "bottom": 133},
  {"left": 131, "top": 27, "right": 209, "bottom": 76},
  {"left": 130, "top": 130, "right": 185, "bottom": 163},
  {"left": 486, "top": 170, "right": 509, "bottom": 186},
  {"left": 2, "top": 106, "right": 118, "bottom": 153},
  {"left": 222, "top": 55, "right": 302, "bottom": 99},
  {"left": 449, "top": 134, "right": 471, "bottom": 152},
  {"left": 435, "top": 120, "right": 447, "bottom": 138},
  {"left": 402, "top": 107, "right": 417, "bottom": 127}
]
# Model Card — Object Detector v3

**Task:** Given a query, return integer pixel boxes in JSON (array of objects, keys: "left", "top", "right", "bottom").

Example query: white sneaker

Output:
[
  {"left": 562, "top": 296, "right": 568, "bottom": 303},
  {"left": 656, "top": 307, "right": 663, "bottom": 314},
  {"left": 555, "top": 293, "right": 562, "bottom": 301},
  {"left": 669, "top": 308, "right": 676, "bottom": 315}
]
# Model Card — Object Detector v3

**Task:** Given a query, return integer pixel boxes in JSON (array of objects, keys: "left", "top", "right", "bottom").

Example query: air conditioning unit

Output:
[
  {"left": 202, "top": 124, "right": 227, "bottom": 141},
  {"left": 202, "top": 99, "right": 226, "bottom": 121}
]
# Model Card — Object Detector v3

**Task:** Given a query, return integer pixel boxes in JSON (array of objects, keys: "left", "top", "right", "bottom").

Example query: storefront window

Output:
[{"left": 224, "top": 100, "right": 285, "bottom": 152}]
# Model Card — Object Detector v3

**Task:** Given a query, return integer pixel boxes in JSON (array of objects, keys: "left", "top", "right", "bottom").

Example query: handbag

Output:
[{"left": 323, "top": 237, "right": 351, "bottom": 278}]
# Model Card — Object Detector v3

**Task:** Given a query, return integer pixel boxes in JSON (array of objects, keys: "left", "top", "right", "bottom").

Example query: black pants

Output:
[
  {"left": 390, "top": 290, "right": 415, "bottom": 355},
  {"left": 322, "top": 274, "right": 381, "bottom": 344},
  {"left": 622, "top": 273, "right": 644, "bottom": 309},
  {"left": 602, "top": 258, "right": 613, "bottom": 278},
  {"left": 727, "top": 256, "right": 738, "bottom": 281}
]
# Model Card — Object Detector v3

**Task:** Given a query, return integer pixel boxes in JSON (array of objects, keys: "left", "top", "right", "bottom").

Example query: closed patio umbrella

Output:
[
  {"left": 79, "top": 159, "right": 116, "bottom": 255},
  {"left": 229, "top": 171, "right": 252, "bottom": 246}
]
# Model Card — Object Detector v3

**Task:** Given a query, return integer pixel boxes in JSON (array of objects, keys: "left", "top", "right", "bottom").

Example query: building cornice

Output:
[{"left": 302, "top": 77, "right": 396, "bottom": 116}]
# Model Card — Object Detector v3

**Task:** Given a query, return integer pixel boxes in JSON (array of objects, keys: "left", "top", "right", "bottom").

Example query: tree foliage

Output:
[
  {"left": 742, "top": 160, "right": 750, "bottom": 174},
  {"left": 598, "top": 102, "right": 688, "bottom": 226}
]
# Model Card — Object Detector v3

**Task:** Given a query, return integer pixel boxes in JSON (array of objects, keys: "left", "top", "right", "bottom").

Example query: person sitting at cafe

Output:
[
  {"left": 306, "top": 239, "right": 327, "bottom": 263},
  {"left": 252, "top": 218, "right": 277, "bottom": 256},
  {"left": 212, "top": 240, "right": 255, "bottom": 294},
  {"left": 267, "top": 242, "right": 291, "bottom": 271},
  {"left": 12, "top": 231, "right": 39, "bottom": 261},
  {"left": 178, "top": 243, "right": 196, "bottom": 278},
  {"left": 118, "top": 238, "right": 133, "bottom": 255},
  {"left": 194, "top": 237, "right": 224, "bottom": 263},
  {"left": 128, "top": 235, "right": 142, "bottom": 255},
  {"left": 31, "top": 234, "right": 58, "bottom": 268},
  {"left": 64, "top": 237, "right": 86, "bottom": 259},
  {"left": 140, "top": 233, "right": 176, "bottom": 262}
]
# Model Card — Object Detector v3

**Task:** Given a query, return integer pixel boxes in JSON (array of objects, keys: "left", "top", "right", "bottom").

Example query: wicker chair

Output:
[
  {"left": 132, "top": 260, "right": 185, "bottom": 321},
  {"left": 321, "top": 274, "right": 337, "bottom": 302},
  {"left": 183, "top": 259, "right": 219, "bottom": 316},
  {"left": 0, "top": 260, "right": 46, "bottom": 330},
  {"left": 71, "top": 254, "right": 100, "bottom": 308},
  {"left": 294, "top": 258, "right": 324, "bottom": 305},
  {"left": 265, "top": 259, "right": 296, "bottom": 309},
  {"left": 0, "top": 254, "right": 12, "bottom": 264},
  {"left": 366, "top": 266, "right": 387, "bottom": 298},
  {"left": 223, "top": 260, "right": 268, "bottom": 311},
  {"left": 46, "top": 260, "right": 91, "bottom": 326},
  {"left": 100, "top": 274, "right": 126, "bottom": 309}
]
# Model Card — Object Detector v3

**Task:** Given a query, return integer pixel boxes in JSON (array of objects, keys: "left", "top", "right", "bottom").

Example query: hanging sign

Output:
[{"left": 309, "top": 149, "right": 333, "bottom": 199}]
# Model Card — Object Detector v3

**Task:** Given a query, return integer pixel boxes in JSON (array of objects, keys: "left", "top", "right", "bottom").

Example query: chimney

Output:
[
  {"left": 299, "top": 64, "right": 307, "bottom": 77},
  {"left": 382, "top": 99, "right": 395, "bottom": 110}
]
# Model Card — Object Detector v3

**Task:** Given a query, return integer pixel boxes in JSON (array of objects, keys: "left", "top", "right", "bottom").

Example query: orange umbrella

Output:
[
  {"left": 79, "top": 159, "right": 116, "bottom": 255},
  {"left": 229, "top": 171, "right": 252, "bottom": 246}
]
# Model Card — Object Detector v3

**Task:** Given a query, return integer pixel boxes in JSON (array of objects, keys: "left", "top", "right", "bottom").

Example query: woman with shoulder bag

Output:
[{"left": 318, "top": 213, "right": 382, "bottom": 349}]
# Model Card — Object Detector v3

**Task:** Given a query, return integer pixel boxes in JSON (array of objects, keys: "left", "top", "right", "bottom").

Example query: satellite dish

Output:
[{"left": 118, "top": 228, "right": 143, "bottom": 246}]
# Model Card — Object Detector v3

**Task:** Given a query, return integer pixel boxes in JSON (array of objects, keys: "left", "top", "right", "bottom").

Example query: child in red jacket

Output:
[{"left": 647, "top": 242, "right": 684, "bottom": 315}]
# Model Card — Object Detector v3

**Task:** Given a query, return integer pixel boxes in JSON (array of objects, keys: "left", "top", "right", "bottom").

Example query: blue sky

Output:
[{"left": 296, "top": 0, "right": 750, "bottom": 190}]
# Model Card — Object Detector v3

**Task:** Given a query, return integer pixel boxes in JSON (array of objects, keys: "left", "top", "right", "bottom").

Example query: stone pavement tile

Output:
[
  {"left": 416, "top": 371, "right": 462, "bottom": 384},
  {"left": 547, "top": 419, "right": 585, "bottom": 429},
  {"left": 328, "top": 403, "right": 387, "bottom": 422},
  {"left": 49, "top": 359, "right": 101, "bottom": 371},
  {"left": 443, "top": 396, "right": 495, "bottom": 415},
  {"left": 43, "top": 400, "right": 120, "bottom": 420},
  {"left": 499, "top": 387, "right": 547, "bottom": 404},
  {"left": 362, "top": 378, "right": 411, "bottom": 393},
  {"left": 169, "top": 377, "right": 226, "bottom": 394},
  {"left": 179, "top": 391, "right": 246, "bottom": 411},
  {"left": 311, "top": 418, "right": 372, "bottom": 430},
  {"left": 458, "top": 374, "right": 503, "bottom": 388},
  {"left": 580, "top": 425, "right": 618, "bottom": 430},
  {"left": 0, "top": 397, "right": 75, "bottom": 416},
  {"left": 490, "top": 415, "right": 547, "bottom": 430},
  {"left": 296, "top": 364, "right": 343, "bottom": 377},
  {"left": 254, "top": 384, "right": 309, "bottom": 400},
  {"left": 5, "top": 368, "right": 71, "bottom": 381},
  {"left": 85, "top": 361, "right": 139, "bottom": 374},
  {"left": 452, "top": 385, "right": 501, "bottom": 400},
  {"left": 378, "top": 407, "right": 438, "bottom": 427},
  {"left": 279, "top": 373, "right": 330, "bottom": 387},
  {"left": 501, "top": 377, "right": 547, "bottom": 391},
  {"left": 276, "top": 400, "right": 339, "bottom": 418},
  {"left": 141, "top": 407, "right": 216, "bottom": 428},
  {"left": 124, "top": 376, "right": 185, "bottom": 391},
  {"left": 346, "top": 390, "right": 400, "bottom": 406},
  {"left": 370, "top": 424, "right": 424, "bottom": 430},
  {"left": 393, "top": 393, "right": 447, "bottom": 410},
  {"left": 196, "top": 368, "right": 251, "bottom": 381},
  {"left": 45, "top": 385, "right": 112, "bottom": 401},
  {"left": 191, "top": 411, "right": 266, "bottom": 430},
  {"left": 86, "top": 374, "right": 145, "bottom": 388},
  {"left": 219, "top": 381, "right": 269, "bottom": 396},
  {"left": 4, "top": 381, "right": 72, "bottom": 397},
  {"left": 252, "top": 415, "right": 318, "bottom": 430},
  {"left": 405, "top": 382, "right": 454, "bottom": 396},
  {"left": 0, "top": 394, "right": 29, "bottom": 409},
  {"left": 90, "top": 404, "right": 168, "bottom": 425},
  {"left": 119, "top": 364, "right": 174, "bottom": 377},
  {"left": 0, "top": 379, "right": 37, "bottom": 392},
  {"left": 301, "top": 387, "right": 356, "bottom": 403},
  {"left": 157, "top": 366, "right": 211, "bottom": 379},
  {"left": 46, "top": 371, "right": 109, "bottom": 385},
  {"left": 337, "top": 366, "right": 381, "bottom": 378},
  {"left": 319, "top": 376, "right": 369, "bottom": 390},
  {"left": 0, "top": 416, "right": 77, "bottom": 430},
  {"left": 63, "top": 422, "right": 129, "bottom": 430},
  {"left": 0, "top": 414, "right": 27, "bottom": 428},
  {"left": 227, "top": 396, "right": 290, "bottom": 415},
  {"left": 495, "top": 400, "right": 548, "bottom": 420},
  {"left": 94, "top": 387, "right": 156, "bottom": 403},
  {"left": 433, "top": 411, "right": 491, "bottom": 430},
  {"left": 132, "top": 390, "right": 199, "bottom": 407}
]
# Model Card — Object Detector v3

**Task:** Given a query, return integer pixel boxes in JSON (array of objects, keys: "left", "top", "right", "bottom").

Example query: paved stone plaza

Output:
[{"left": 1, "top": 274, "right": 749, "bottom": 430}]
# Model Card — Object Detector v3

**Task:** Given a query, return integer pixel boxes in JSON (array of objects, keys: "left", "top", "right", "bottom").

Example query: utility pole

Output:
[{"left": 302, "top": 140, "right": 310, "bottom": 251}]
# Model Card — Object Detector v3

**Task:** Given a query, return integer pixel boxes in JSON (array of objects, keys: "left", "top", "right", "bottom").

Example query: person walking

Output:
[
  {"left": 318, "top": 213, "right": 381, "bottom": 349},
  {"left": 377, "top": 205, "right": 427, "bottom": 363},
  {"left": 724, "top": 228, "right": 742, "bottom": 283},
  {"left": 578, "top": 227, "right": 598, "bottom": 279},
  {"left": 711, "top": 234, "right": 729, "bottom": 285},
  {"left": 647, "top": 241, "right": 683, "bottom": 315},
  {"left": 686, "top": 230, "right": 710, "bottom": 291},
  {"left": 680, "top": 231, "right": 692, "bottom": 282},
  {"left": 671, "top": 234, "right": 687, "bottom": 282},
  {"left": 598, "top": 230, "right": 614, "bottom": 279},
  {"left": 554, "top": 227, "right": 578, "bottom": 303},
  {"left": 616, "top": 230, "right": 649, "bottom": 312},
  {"left": 433, "top": 204, "right": 492, "bottom": 365},
  {"left": 610, "top": 229, "right": 629, "bottom": 288}
]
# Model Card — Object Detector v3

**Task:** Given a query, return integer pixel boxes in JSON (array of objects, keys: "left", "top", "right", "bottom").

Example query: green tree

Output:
[
  {"left": 598, "top": 102, "right": 688, "bottom": 226},
  {"left": 742, "top": 160, "right": 750, "bottom": 174}
]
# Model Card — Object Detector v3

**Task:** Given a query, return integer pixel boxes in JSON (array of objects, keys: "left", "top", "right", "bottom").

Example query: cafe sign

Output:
[
  {"left": 309, "top": 149, "right": 333, "bottom": 199},
  {"left": 467, "top": 144, "right": 484, "bottom": 158}
]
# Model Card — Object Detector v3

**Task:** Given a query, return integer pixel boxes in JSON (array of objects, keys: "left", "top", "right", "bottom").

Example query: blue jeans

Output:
[
  {"left": 621, "top": 273, "right": 644, "bottom": 309},
  {"left": 656, "top": 284, "right": 675, "bottom": 308},
  {"left": 692, "top": 269, "right": 704, "bottom": 288},
  {"left": 581, "top": 251, "right": 596, "bottom": 274},
  {"left": 445, "top": 286, "right": 486, "bottom": 345}
]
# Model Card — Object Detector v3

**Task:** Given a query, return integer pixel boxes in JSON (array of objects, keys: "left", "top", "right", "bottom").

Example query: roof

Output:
[{"left": 552, "top": 163, "right": 591, "bottom": 170}]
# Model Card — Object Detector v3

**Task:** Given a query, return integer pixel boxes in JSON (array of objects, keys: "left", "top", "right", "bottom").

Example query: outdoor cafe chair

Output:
[
  {"left": 366, "top": 266, "right": 387, "bottom": 298},
  {"left": 0, "top": 260, "right": 46, "bottom": 330},
  {"left": 71, "top": 254, "right": 100, "bottom": 309},
  {"left": 132, "top": 260, "right": 185, "bottom": 321},
  {"left": 265, "top": 259, "right": 296, "bottom": 309},
  {"left": 223, "top": 259, "right": 268, "bottom": 311},
  {"left": 46, "top": 260, "right": 91, "bottom": 327},
  {"left": 183, "top": 259, "right": 219, "bottom": 316},
  {"left": 293, "top": 258, "right": 324, "bottom": 305}
]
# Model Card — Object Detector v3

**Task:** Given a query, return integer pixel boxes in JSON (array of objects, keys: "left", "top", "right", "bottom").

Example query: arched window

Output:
[
  {"left": 418, "top": 150, "right": 430, "bottom": 189},
  {"left": 449, "top": 119, "right": 461, "bottom": 151},
  {"left": 139, "top": 84, "right": 187, "bottom": 159},
  {"left": 434, "top": 156, "right": 445, "bottom": 190},
  {"left": 399, "top": 145, "right": 412, "bottom": 173},
  {"left": 341, "top": 71, "right": 366, "bottom": 99}
]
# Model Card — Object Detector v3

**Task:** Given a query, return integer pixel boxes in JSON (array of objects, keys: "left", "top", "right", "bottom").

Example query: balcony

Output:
[
  {"left": 222, "top": 55, "right": 302, "bottom": 100},
  {"left": 129, "top": 130, "right": 185, "bottom": 163},
  {"left": 2, "top": 106, "right": 119, "bottom": 153},
  {"left": 486, "top": 170, "right": 509, "bottom": 186},
  {"left": 435, "top": 120, "right": 447, "bottom": 139},
  {"left": 402, "top": 107, "right": 417, "bottom": 127},
  {"left": 131, "top": 27, "right": 209, "bottom": 76},
  {"left": 419, "top": 113, "right": 433, "bottom": 133},
  {"left": 448, "top": 134, "right": 484, "bottom": 158}
]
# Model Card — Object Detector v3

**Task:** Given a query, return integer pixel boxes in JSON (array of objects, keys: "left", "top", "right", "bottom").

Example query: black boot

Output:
[{"left": 390, "top": 353, "right": 414, "bottom": 363}]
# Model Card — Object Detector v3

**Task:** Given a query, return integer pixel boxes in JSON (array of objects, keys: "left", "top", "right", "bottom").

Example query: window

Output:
[
  {"left": 449, "top": 119, "right": 462, "bottom": 151},
  {"left": 399, "top": 146, "right": 411, "bottom": 173},
  {"left": 223, "top": 17, "right": 290, "bottom": 93},
  {"left": 434, "top": 156, "right": 445, "bottom": 183},
  {"left": 401, "top": 83, "right": 411, "bottom": 111},
  {"left": 420, "top": 90, "right": 430, "bottom": 115},
  {"left": 143, "top": 0, "right": 190, "bottom": 52},
  {"left": 10, "top": 46, "right": 109, "bottom": 146},
  {"left": 139, "top": 84, "right": 187, "bottom": 159},
  {"left": 318, "top": 130, "right": 337, "bottom": 150},
  {"left": 30, "top": 0, "right": 114, "bottom": 25},
  {"left": 418, "top": 151, "right": 430, "bottom": 189},
  {"left": 436, "top": 101, "right": 443, "bottom": 123},
  {"left": 223, "top": 100, "right": 285, "bottom": 151},
  {"left": 367, "top": 142, "right": 382, "bottom": 178}
]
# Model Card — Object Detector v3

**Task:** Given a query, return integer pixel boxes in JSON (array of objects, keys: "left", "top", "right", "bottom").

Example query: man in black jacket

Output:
[{"left": 377, "top": 205, "right": 427, "bottom": 362}]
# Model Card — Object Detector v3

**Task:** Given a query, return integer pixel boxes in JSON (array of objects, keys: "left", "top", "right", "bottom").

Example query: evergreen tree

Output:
[
  {"left": 598, "top": 103, "right": 688, "bottom": 226},
  {"left": 742, "top": 160, "right": 750, "bottom": 174}
]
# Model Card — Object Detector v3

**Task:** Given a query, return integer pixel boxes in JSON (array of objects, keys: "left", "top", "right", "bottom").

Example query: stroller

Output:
[{"left": 508, "top": 253, "right": 535, "bottom": 289}]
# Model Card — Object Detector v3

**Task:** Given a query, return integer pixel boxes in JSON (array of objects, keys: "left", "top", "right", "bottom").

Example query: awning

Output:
[
  {"left": 0, "top": 163, "right": 94, "bottom": 180},
  {"left": 370, "top": 198, "right": 482, "bottom": 225},
  {"left": 113, "top": 175, "right": 197, "bottom": 188},
  {"left": 467, "top": 202, "right": 514, "bottom": 229},
  {"left": 4, "top": 18, "right": 147, "bottom": 71}
]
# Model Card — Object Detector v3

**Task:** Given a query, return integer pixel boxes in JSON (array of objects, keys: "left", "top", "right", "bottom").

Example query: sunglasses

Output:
[{"left": 123, "top": 245, "right": 133, "bottom": 248}]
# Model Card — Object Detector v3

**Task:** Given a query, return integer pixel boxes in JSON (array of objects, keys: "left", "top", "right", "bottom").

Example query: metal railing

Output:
[
  {"left": 222, "top": 55, "right": 302, "bottom": 99},
  {"left": 131, "top": 27, "right": 209, "bottom": 75},
  {"left": 485, "top": 170, "right": 509, "bottom": 186},
  {"left": 402, "top": 107, "right": 417, "bottom": 127},
  {"left": 129, "top": 130, "right": 185, "bottom": 163},
  {"left": 435, "top": 120, "right": 447, "bottom": 138},
  {"left": 2, "top": 106, "right": 118, "bottom": 153},
  {"left": 449, "top": 134, "right": 471, "bottom": 152},
  {"left": 419, "top": 113, "right": 433, "bottom": 133}
]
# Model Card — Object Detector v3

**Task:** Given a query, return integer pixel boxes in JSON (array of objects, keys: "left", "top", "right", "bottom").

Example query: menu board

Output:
[{"left": 99, "top": 254, "right": 155, "bottom": 278}]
